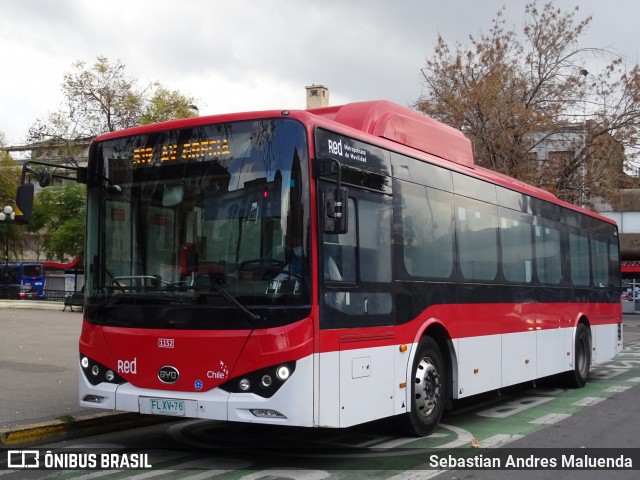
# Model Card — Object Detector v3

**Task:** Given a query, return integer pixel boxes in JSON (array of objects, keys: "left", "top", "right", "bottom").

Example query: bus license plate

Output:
[{"left": 149, "top": 398, "right": 186, "bottom": 416}]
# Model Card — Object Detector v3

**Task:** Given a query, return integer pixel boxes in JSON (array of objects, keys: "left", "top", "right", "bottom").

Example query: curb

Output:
[
  {"left": 0, "top": 412, "right": 178, "bottom": 446},
  {"left": 0, "top": 300, "right": 73, "bottom": 311}
]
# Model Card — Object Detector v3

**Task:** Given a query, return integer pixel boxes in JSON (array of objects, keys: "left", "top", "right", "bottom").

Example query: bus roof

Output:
[{"left": 307, "top": 100, "right": 474, "bottom": 168}]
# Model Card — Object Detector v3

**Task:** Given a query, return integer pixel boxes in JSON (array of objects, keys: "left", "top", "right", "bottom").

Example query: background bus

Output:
[
  {"left": 0, "top": 262, "right": 45, "bottom": 299},
  {"left": 15, "top": 100, "right": 622, "bottom": 436}
]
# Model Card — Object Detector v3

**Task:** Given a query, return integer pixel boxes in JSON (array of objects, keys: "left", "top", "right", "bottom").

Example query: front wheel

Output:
[
  {"left": 564, "top": 323, "right": 591, "bottom": 388},
  {"left": 400, "top": 336, "right": 447, "bottom": 436}
]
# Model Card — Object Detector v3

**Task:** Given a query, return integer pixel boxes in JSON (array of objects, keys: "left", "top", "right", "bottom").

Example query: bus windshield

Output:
[{"left": 86, "top": 119, "right": 310, "bottom": 327}]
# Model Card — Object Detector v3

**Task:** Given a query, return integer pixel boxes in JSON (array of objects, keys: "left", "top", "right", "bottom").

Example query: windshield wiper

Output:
[
  {"left": 210, "top": 283, "right": 264, "bottom": 327},
  {"left": 90, "top": 292, "right": 194, "bottom": 317}
]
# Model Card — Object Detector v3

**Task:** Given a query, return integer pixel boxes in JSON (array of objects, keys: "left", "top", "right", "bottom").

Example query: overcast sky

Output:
[{"left": 1, "top": 0, "right": 639, "bottom": 146}]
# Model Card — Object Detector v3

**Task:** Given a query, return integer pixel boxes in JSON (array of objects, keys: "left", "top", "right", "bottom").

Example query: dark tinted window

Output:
[
  {"left": 400, "top": 181, "right": 455, "bottom": 279},
  {"left": 453, "top": 173, "right": 497, "bottom": 204},
  {"left": 569, "top": 232, "right": 590, "bottom": 286},
  {"left": 391, "top": 153, "right": 453, "bottom": 192},
  {"left": 535, "top": 224, "right": 562, "bottom": 284},
  {"left": 456, "top": 196, "right": 498, "bottom": 281},
  {"left": 499, "top": 209, "right": 533, "bottom": 283}
]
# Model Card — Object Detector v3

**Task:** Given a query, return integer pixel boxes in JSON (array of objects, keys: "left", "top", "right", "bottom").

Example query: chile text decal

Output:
[{"left": 207, "top": 360, "right": 229, "bottom": 379}]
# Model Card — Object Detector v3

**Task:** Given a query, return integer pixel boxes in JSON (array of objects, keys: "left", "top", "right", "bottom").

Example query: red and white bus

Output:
[{"left": 17, "top": 100, "right": 623, "bottom": 435}]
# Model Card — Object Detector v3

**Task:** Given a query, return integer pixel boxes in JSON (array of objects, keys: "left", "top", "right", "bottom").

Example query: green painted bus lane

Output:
[{"left": 428, "top": 339, "right": 640, "bottom": 449}]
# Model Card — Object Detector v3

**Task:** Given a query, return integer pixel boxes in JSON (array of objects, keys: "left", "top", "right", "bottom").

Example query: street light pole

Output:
[
  {"left": 579, "top": 68, "right": 589, "bottom": 208},
  {"left": 0, "top": 205, "right": 16, "bottom": 267},
  {"left": 0, "top": 205, "right": 16, "bottom": 299}
]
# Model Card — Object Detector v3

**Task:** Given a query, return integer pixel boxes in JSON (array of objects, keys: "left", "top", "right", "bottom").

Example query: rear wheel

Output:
[
  {"left": 565, "top": 323, "right": 591, "bottom": 388},
  {"left": 400, "top": 336, "right": 446, "bottom": 436}
]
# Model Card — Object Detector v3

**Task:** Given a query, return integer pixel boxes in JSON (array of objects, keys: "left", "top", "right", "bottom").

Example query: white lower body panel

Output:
[{"left": 79, "top": 355, "right": 315, "bottom": 427}]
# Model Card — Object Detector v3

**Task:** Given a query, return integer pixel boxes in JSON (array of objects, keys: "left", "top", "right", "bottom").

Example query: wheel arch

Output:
[
  {"left": 411, "top": 319, "right": 456, "bottom": 410},
  {"left": 574, "top": 314, "right": 592, "bottom": 349}
]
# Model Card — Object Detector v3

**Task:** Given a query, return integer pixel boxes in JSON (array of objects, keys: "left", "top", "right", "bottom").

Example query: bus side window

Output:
[
  {"left": 534, "top": 224, "right": 562, "bottom": 284},
  {"left": 500, "top": 209, "right": 533, "bottom": 284},
  {"left": 324, "top": 198, "right": 357, "bottom": 283},
  {"left": 591, "top": 235, "right": 609, "bottom": 288},
  {"left": 399, "top": 182, "right": 454, "bottom": 279},
  {"left": 457, "top": 196, "right": 498, "bottom": 282},
  {"left": 358, "top": 197, "right": 391, "bottom": 282},
  {"left": 569, "top": 232, "right": 590, "bottom": 287}
]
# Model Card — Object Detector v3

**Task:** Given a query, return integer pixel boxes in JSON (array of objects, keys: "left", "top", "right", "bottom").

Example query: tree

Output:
[
  {"left": 28, "top": 56, "right": 197, "bottom": 163},
  {"left": 28, "top": 181, "right": 86, "bottom": 262},
  {"left": 22, "top": 57, "right": 197, "bottom": 263},
  {"left": 0, "top": 134, "right": 20, "bottom": 204},
  {"left": 141, "top": 86, "right": 199, "bottom": 125},
  {"left": 416, "top": 1, "right": 640, "bottom": 207}
]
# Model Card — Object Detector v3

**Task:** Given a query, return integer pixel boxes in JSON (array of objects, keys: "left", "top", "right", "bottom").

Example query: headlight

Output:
[
  {"left": 219, "top": 361, "right": 296, "bottom": 398},
  {"left": 260, "top": 374, "right": 273, "bottom": 388},
  {"left": 276, "top": 366, "right": 290, "bottom": 380},
  {"left": 80, "top": 354, "right": 126, "bottom": 386}
]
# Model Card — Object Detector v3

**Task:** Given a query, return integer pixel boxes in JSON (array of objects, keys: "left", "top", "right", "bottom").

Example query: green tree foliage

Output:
[
  {"left": 141, "top": 85, "right": 199, "bottom": 125},
  {"left": 30, "top": 182, "right": 86, "bottom": 262},
  {"left": 0, "top": 134, "right": 20, "bottom": 204},
  {"left": 416, "top": 1, "right": 640, "bottom": 207},
  {"left": 28, "top": 56, "right": 198, "bottom": 160}
]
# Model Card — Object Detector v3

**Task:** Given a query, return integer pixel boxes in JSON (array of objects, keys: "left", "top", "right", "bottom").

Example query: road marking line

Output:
[
  {"left": 476, "top": 396, "right": 553, "bottom": 418},
  {"left": 627, "top": 376, "right": 640, "bottom": 383},
  {"left": 124, "top": 458, "right": 253, "bottom": 480},
  {"left": 240, "top": 469, "right": 330, "bottom": 480},
  {"left": 529, "top": 413, "right": 571, "bottom": 425},
  {"left": 572, "top": 397, "right": 605, "bottom": 407},
  {"left": 604, "top": 385, "right": 631, "bottom": 393},
  {"left": 591, "top": 368, "right": 627, "bottom": 380},
  {"left": 387, "top": 470, "right": 443, "bottom": 480},
  {"left": 478, "top": 433, "right": 524, "bottom": 448}
]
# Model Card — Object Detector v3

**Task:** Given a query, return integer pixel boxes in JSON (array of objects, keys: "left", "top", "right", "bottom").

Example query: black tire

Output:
[
  {"left": 400, "top": 336, "right": 446, "bottom": 436},
  {"left": 565, "top": 323, "right": 591, "bottom": 388}
]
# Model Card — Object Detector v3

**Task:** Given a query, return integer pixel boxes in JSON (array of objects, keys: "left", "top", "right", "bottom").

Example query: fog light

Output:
[
  {"left": 250, "top": 409, "right": 286, "bottom": 418},
  {"left": 276, "top": 365, "right": 290, "bottom": 380},
  {"left": 239, "top": 378, "right": 251, "bottom": 391},
  {"left": 81, "top": 357, "right": 89, "bottom": 368},
  {"left": 260, "top": 374, "right": 272, "bottom": 388},
  {"left": 105, "top": 370, "right": 115, "bottom": 382},
  {"left": 91, "top": 365, "right": 100, "bottom": 376},
  {"left": 82, "top": 395, "right": 104, "bottom": 403}
]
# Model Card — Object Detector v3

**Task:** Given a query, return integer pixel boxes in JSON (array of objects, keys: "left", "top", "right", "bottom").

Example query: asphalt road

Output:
[{"left": 0, "top": 303, "right": 95, "bottom": 429}]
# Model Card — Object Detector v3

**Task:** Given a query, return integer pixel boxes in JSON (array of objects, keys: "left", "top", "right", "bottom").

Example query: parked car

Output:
[{"left": 18, "top": 285, "right": 41, "bottom": 300}]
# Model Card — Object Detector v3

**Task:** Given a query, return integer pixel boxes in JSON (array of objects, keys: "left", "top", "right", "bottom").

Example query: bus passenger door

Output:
[{"left": 317, "top": 184, "right": 397, "bottom": 428}]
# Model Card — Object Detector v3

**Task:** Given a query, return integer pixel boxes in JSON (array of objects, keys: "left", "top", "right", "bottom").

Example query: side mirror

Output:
[
  {"left": 315, "top": 157, "right": 349, "bottom": 234},
  {"left": 38, "top": 170, "right": 53, "bottom": 187},
  {"left": 15, "top": 183, "right": 34, "bottom": 224},
  {"left": 323, "top": 186, "right": 348, "bottom": 234}
]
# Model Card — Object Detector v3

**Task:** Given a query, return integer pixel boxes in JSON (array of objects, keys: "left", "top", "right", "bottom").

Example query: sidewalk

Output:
[{"left": 0, "top": 301, "right": 170, "bottom": 446}]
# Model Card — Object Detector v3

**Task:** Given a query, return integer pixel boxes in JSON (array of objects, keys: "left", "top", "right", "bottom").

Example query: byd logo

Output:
[{"left": 158, "top": 366, "right": 179, "bottom": 384}]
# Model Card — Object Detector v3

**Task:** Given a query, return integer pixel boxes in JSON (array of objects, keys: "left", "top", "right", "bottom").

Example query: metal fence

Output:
[{"left": 44, "top": 289, "right": 68, "bottom": 302}]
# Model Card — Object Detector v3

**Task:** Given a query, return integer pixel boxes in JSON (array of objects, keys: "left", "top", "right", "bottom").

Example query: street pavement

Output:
[
  {"left": 0, "top": 301, "right": 168, "bottom": 446},
  {"left": 0, "top": 300, "right": 639, "bottom": 446}
]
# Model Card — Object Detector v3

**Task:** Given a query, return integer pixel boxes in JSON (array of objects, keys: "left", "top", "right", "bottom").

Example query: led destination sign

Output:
[{"left": 133, "top": 139, "right": 231, "bottom": 166}]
